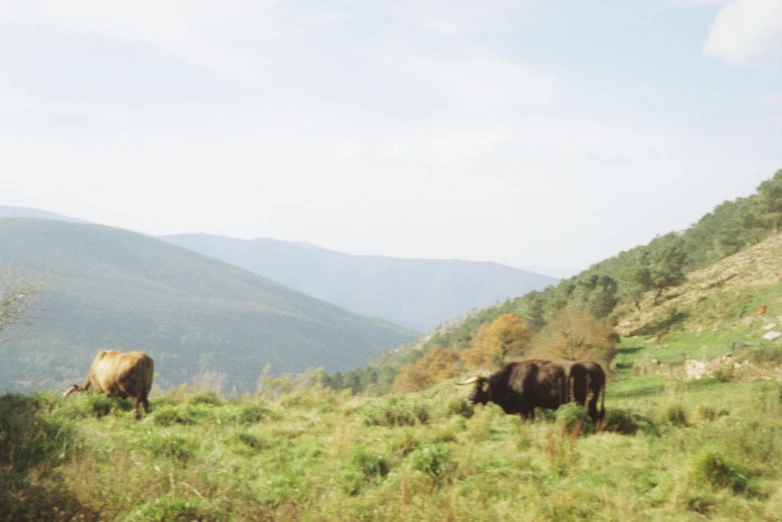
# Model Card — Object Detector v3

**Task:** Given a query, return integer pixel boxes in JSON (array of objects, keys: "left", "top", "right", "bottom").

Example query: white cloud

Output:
[
  {"left": 0, "top": 0, "right": 779, "bottom": 269},
  {"left": 0, "top": 1, "right": 317, "bottom": 83},
  {"left": 703, "top": 0, "right": 782, "bottom": 63}
]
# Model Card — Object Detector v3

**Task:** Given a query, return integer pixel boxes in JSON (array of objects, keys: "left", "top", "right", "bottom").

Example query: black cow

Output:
[
  {"left": 562, "top": 361, "right": 606, "bottom": 422},
  {"left": 458, "top": 360, "right": 567, "bottom": 420}
]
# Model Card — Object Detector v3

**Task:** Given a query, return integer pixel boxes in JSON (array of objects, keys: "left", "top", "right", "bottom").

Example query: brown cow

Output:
[
  {"left": 458, "top": 359, "right": 567, "bottom": 420},
  {"left": 561, "top": 360, "right": 606, "bottom": 422},
  {"left": 63, "top": 350, "right": 154, "bottom": 419}
]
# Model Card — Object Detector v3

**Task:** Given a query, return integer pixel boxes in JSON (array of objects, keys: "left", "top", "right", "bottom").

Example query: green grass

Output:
[{"left": 2, "top": 374, "right": 782, "bottom": 521}]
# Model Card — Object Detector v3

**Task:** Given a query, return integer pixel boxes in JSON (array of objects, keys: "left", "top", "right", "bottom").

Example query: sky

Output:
[{"left": 1, "top": 0, "right": 781, "bottom": 276}]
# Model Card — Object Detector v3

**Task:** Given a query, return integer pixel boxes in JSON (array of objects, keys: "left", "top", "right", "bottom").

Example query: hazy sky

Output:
[{"left": 1, "top": 0, "right": 780, "bottom": 274}]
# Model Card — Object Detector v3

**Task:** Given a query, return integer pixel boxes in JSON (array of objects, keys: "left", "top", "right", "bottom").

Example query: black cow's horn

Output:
[{"left": 457, "top": 376, "right": 480, "bottom": 385}]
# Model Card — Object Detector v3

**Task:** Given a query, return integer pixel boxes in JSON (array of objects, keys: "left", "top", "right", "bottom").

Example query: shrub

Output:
[
  {"left": 342, "top": 447, "right": 390, "bottom": 495},
  {"left": 695, "top": 405, "right": 727, "bottom": 422},
  {"left": 391, "top": 428, "right": 419, "bottom": 457},
  {"left": 527, "top": 310, "right": 619, "bottom": 368},
  {"left": 664, "top": 403, "right": 688, "bottom": 427},
  {"left": 359, "top": 397, "right": 430, "bottom": 427},
  {"left": 692, "top": 448, "right": 748, "bottom": 493},
  {"left": 227, "top": 402, "right": 278, "bottom": 424},
  {"left": 229, "top": 430, "right": 269, "bottom": 454},
  {"left": 392, "top": 347, "right": 461, "bottom": 392},
  {"left": 555, "top": 403, "right": 595, "bottom": 435},
  {"left": 601, "top": 409, "right": 658, "bottom": 436},
  {"left": 407, "top": 442, "right": 454, "bottom": 487},
  {"left": 445, "top": 397, "right": 474, "bottom": 418},
  {"left": 0, "top": 394, "right": 76, "bottom": 472}
]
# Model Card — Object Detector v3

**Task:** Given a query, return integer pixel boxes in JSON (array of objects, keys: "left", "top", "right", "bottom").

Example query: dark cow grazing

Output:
[
  {"left": 562, "top": 361, "right": 606, "bottom": 422},
  {"left": 64, "top": 350, "right": 154, "bottom": 419},
  {"left": 458, "top": 360, "right": 567, "bottom": 420}
]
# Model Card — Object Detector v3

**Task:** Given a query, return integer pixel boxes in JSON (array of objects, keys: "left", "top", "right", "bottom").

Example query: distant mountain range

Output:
[
  {"left": 0, "top": 205, "right": 90, "bottom": 223},
  {"left": 0, "top": 218, "right": 416, "bottom": 393},
  {"left": 0, "top": 206, "right": 557, "bottom": 393},
  {"left": 161, "top": 234, "right": 559, "bottom": 331}
]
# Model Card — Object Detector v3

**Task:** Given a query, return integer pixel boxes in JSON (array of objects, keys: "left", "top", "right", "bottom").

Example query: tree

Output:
[
  {"left": 527, "top": 310, "right": 619, "bottom": 369},
  {"left": 755, "top": 169, "right": 782, "bottom": 233},
  {"left": 571, "top": 273, "right": 619, "bottom": 318},
  {"left": 618, "top": 249, "right": 652, "bottom": 311},
  {"left": 391, "top": 348, "right": 461, "bottom": 393},
  {"left": 0, "top": 269, "right": 40, "bottom": 343},
  {"left": 461, "top": 313, "right": 533, "bottom": 370},
  {"left": 522, "top": 291, "right": 547, "bottom": 331},
  {"left": 647, "top": 235, "right": 688, "bottom": 305}
]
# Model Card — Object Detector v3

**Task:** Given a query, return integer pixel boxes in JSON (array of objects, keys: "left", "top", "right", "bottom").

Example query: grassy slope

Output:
[
  {"left": 611, "top": 233, "right": 782, "bottom": 370},
  {"left": 0, "top": 219, "right": 416, "bottom": 392},
  {"left": 2, "top": 377, "right": 781, "bottom": 521},
  {"left": 4, "top": 227, "right": 782, "bottom": 520}
]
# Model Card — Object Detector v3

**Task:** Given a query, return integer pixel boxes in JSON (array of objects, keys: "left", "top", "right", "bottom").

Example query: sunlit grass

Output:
[{"left": 2, "top": 375, "right": 781, "bottom": 521}]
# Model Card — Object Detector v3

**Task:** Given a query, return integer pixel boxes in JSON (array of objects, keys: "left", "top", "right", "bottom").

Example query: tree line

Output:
[{"left": 324, "top": 169, "right": 782, "bottom": 395}]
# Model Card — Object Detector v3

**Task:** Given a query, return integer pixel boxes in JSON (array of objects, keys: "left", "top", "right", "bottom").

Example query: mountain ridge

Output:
[
  {"left": 161, "top": 233, "right": 558, "bottom": 331},
  {"left": 0, "top": 218, "right": 416, "bottom": 393}
]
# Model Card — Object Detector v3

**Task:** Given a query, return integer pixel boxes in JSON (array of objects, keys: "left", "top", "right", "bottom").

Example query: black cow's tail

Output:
[{"left": 599, "top": 379, "right": 606, "bottom": 421}]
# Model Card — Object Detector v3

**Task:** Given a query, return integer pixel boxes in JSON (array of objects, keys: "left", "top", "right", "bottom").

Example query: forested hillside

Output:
[{"left": 329, "top": 169, "right": 782, "bottom": 394}]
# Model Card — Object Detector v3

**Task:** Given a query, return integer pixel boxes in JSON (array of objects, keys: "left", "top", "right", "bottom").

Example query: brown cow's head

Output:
[{"left": 458, "top": 376, "right": 491, "bottom": 405}]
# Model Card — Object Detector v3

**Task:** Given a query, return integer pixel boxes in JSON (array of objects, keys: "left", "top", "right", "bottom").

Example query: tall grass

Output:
[{"left": 2, "top": 376, "right": 781, "bottom": 521}]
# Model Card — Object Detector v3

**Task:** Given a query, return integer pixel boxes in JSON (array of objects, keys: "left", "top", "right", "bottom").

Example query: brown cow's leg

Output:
[
  {"left": 142, "top": 396, "right": 150, "bottom": 415},
  {"left": 132, "top": 397, "right": 141, "bottom": 420}
]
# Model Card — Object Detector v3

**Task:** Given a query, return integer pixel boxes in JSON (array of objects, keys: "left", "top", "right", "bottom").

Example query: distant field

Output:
[{"left": 2, "top": 371, "right": 781, "bottom": 521}]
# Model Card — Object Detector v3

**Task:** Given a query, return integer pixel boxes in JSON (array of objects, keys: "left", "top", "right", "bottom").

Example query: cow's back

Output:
[
  {"left": 92, "top": 350, "right": 154, "bottom": 398},
  {"left": 506, "top": 360, "right": 565, "bottom": 405}
]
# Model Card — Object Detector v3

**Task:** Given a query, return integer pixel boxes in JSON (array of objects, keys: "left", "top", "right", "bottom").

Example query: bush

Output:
[
  {"left": 555, "top": 403, "right": 595, "bottom": 435},
  {"left": 0, "top": 394, "right": 76, "bottom": 472},
  {"left": 359, "top": 397, "right": 430, "bottom": 427},
  {"left": 229, "top": 430, "right": 269, "bottom": 454},
  {"left": 445, "top": 397, "right": 474, "bottom": 418},
  {"left": 601, "top": 409, "right": 658, "bottom": 436},
  {"left": 342, "top": 447, "right": 390, "bottom": 495},
  {"left": 226, "top": 402, "right": 278, "bottom": 424},
  {"left": 407, "top": 442, "right": 454, "bottom": 487},
  {"left": 0, "top": 394, "right": 84, "bottom": 521},
  {"left": 664, "top": 403, "right": 688, "bottom": 427},
  {"left": 692, "top": 448, "right": 749, "bottom": 494}
]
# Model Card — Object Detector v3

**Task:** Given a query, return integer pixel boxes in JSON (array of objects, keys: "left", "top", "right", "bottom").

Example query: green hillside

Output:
[
  {"left": 2, "top": 374, "right": 781, "bottom": 520},
  {"left": 325, "top": 169, "right": 782, "bottom": 394},
  {"left": 3, "top": 175, "right": 782, "bottom": 520},
  {"left": 0, "top": 219, "right": 416, "bottom": 393}
]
